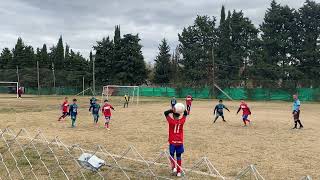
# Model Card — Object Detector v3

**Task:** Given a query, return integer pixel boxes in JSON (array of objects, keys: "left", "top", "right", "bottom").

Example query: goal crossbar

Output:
[{"left": 0, "top": 81, "right": 19, "bottom": 98}]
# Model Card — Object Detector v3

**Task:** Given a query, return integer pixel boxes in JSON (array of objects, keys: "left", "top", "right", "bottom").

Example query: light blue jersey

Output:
[{"left": 293, "top": 99, "right": 300, "bottom": 111}]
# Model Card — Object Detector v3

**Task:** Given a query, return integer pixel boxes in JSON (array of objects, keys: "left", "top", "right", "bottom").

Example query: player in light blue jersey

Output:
[{"left": 292, "top": 94, "right": 303, "bottom": 129}]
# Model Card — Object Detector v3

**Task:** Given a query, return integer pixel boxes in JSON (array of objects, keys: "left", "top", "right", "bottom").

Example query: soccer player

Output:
[
  {"left": 18, "top": 87, "right": 23, "bottom": 98},
  {"left": 89, "top": 96, "right": 96, "bottom": 107},
  {"left": 58, "top": 97, "right": 69, "bottom": 121},
  {"left": 89, "top": 100, "right": 100, "bottom": 127},
  {"left": 236, "top": 100, "right": 251, "bottom": 126},
  {"left": 213, "top": 99, "right": 230, "bottom": 123},
  {"left": 292, "top": 94, "right": 303, "bottom": 129},
  {"left": 185, "top": 95, "right": 193, "bottom": 115},
  {"left": 69, "top": 99, "right": 78, "bottom": 128},
  {"left": 124, "top": 93, "right": 130, "bottom": 108},
  {"left": 164, "top": 107, "right": 188, "bottom": 177},
  {"left": 102, "top": 100, "right": 115, "bottom": 130},
  {"left": 171, "top": 97, "right": 177, "bottom": 109}
]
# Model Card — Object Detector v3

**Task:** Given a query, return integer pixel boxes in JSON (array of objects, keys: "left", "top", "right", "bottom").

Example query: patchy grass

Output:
[{"left": 0, "top": 94, "right": 319, "bottom": 179}]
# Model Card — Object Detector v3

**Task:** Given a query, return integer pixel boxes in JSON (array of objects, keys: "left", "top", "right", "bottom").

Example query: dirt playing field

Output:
[{"left": 0, "top": 94, "right": 319, "bottom": 179}]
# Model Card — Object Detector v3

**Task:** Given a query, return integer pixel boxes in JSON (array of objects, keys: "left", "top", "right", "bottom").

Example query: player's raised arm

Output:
[
  {"left": 164, "top": 109, "right": 174, "bottom": 116},
  {"left": 183, "top": 110, "right": 188, "bottom": 117}
]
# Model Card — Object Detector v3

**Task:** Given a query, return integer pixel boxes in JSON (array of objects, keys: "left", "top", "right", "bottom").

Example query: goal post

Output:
[
  {"left": 102, "top": 85, "right": 140, "bottom": 105},
  {"left": 0, "top": 81, "right": 19, "bottom": 98}
]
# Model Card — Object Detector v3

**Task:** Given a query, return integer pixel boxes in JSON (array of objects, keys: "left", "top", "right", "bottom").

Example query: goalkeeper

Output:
[{"left": 124, "top": 93, "right": 130, "bottom": 108}]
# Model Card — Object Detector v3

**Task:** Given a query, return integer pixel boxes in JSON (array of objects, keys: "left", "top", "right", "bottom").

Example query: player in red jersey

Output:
[
  {"left": 185, "top": 95, "right": 193, "bottom": 115},
  {"left": 164, "top": 107, "right": 188, "bottom": 177},
  {"left": 236, "top": 99, "right": 251, "bottom": 126},
  {"left": 58, "top": 97, "right": 69, "bottom": 121},
  {"left": 102, "top": 100, "right": 115, "bottom": 130}
]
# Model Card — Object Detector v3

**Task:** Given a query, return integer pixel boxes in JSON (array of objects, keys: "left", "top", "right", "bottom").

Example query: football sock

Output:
[
  {"left": 169, "top": 154, "right": 175, "bottom": 169},
  {"left": 297, "top": 120, "right": 303, "bottom": 127}
]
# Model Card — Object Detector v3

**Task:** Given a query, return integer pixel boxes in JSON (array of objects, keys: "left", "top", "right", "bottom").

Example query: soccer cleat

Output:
[
  {"left": 172, "top": 168, "right": 177, "bottom": 173},
  {"left": 177, "top": 172, "right": 182, "bottom": 177},
  {"left": 299, "top": 126, "right": 304, "bottom": 129},
  {"left": 292, "top": 127, "right": 297, "bottom": 129},
  {"left": 107, "top": 128, "right": 110, "bottom": 131},
  {"left": 223, "top": 120, "right": 227, "bottom": 122}
]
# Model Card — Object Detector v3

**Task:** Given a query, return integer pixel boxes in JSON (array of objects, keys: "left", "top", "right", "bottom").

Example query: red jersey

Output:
[
  {"left": 61, "top": 101, "right": 69, "bottom": 113},
  {"left": 102, "top": 103, "right": 114, "bottom": 117},
  {"left": 239, "top": 103, "right": 251, "bottom": 115},
  {"left": 166, "top": 115, "right": 187, "bottom": 145},
  {"left": 186, "top": 95, "right": 193, "bottom": 105}
]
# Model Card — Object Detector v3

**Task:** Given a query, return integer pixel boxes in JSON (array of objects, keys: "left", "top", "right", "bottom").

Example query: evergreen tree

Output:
[
  {"left": 93, "top": 37, "right": 114, "bottom": 85},
  {"left": 216, "top": 10, "right": 233, "bottom": 82},
  {"left": 11, "top": 37, "right": 25, "bottom": 69},
  {"left": 178, "top": 15, "right": 217, "bottom": 86},
  {"left": 23, "top": 45, "right": 36, "bottom": 67},
  {"left": 229, "top": 10, "right": 259, "bottom": 80},
  {"left": 0, "top": 48, "right": 12, "bottom": 69},
  {"left": 260, "top": 0, "right": 301, "bottom": 81},
  {"left": 54, "top": 36, "right": 65, "bottom": 69},
  {"left": 153, "top": 38, "right": 172, "bottom": 84},
  {"left": 117, "top": 34, "right": 147, "bottom": 85},
  {"left": 40, "top": 44, "right": 49, "bottom": 68},
  {"left": 65, "top": 44, "right": 71, "bottom": 68},
  {"left": 296, "top": 0, "right": 320, "bottom": 81},
  {"left": 220, "top": 5, "right": 226, "bottom": 25}
]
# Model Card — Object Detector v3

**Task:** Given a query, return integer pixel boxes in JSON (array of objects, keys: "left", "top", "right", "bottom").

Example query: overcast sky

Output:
[{"left": 0, "top": 0, "right": 308, "bottom": 62}]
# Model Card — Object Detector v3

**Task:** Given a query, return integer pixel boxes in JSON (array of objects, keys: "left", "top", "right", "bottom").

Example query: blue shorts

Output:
[
  {"left": 242, "top": 115, "right": 249, "bottom": 120},
  {"left": 169, "top": 144, "right": 184, "bottom": 155}
]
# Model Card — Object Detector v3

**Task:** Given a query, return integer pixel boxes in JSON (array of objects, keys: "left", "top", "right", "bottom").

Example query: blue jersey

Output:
[
  {"left": 90, "top": 103, "right": 100, "bottom": 115},
  {"left": 171, "top": 99, "right": 177, "bottom": 105},
  {"left": 215, "top": 103, "right": 227, "bottom": 114},
  {"left": 69, "top": 104, "right": 78, "bottom": 116},
  {"left": 293, "top": 99, "right": 300, "bottom": 111},
  {"left": 90, "top": 97, "right": 96, "bottom": 105}
]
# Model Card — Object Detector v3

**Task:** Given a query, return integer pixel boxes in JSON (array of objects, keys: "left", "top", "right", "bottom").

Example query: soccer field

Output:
[{"left": 0, "top": 95, "right": 319, "bottom": 179}]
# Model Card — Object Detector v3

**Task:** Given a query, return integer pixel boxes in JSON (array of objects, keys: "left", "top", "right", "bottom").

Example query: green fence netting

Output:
[{"left": 6, "top": 86, "right": 320, "bottom": 101}]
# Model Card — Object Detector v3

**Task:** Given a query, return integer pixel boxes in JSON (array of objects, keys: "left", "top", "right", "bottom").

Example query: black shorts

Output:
[
  {"left": 293, "top": 110, "right": 300, "bottom": 120},
  {"left": 216, "top": 112, "right": 224, "bottom": 117},
  {"left": 61, "top": 112, "right": 68, "bottom": 118}
]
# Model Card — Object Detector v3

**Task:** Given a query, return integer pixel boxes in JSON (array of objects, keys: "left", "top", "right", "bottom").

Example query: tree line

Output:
[
  {"left": 153, "top": 0, "right": 320, "bottom": 88},
  {"left": 0, "top": 0, "right": 320, "bottom": 89}
]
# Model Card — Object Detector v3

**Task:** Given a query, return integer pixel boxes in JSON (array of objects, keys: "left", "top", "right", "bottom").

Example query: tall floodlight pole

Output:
[
  {"left": 52, "top": 62, "right": 56, "bottom": 94},
  {"left": 82, "top": 76, "right": 85, "bottom": 96},
  {"left": 37, "top": 61, "right": 40, "bottom": 95},
  {"left": 92, "top": 55, "right": 95, "bottom": 96},
  {"left": 16, "top": 66, "right": 20, "bottom": 84},
  {"left": 212, "top": 48, "right": 215, "bottom": 97}
]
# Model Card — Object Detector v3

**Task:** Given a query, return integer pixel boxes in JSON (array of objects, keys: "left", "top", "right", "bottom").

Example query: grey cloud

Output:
[{"left": 0, "top": 0, "right": 307, "bottom": 62}]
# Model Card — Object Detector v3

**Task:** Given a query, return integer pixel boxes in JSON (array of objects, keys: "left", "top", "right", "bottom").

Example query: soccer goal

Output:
[
  {"left": 102, "top": 85, "right": 140, "bottom": 105},
  {"left": 0, "top": 81, "right": 19, "bottom": 98}
]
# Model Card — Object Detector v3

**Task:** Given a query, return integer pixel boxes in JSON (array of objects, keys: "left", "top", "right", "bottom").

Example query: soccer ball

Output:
[{"left": 174, "top": 103, "right": 185, "bottom": 114}]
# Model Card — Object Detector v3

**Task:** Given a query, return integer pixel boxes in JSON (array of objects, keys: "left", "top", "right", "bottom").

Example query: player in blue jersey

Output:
[
  {"left": 69, "top": 99, "right": 78, "bottom": 128},
  {"left": 89, "top": 100, "right": 101, "bottom": 127},
  {"left": 213, "top": 100, "right": 230, "bottom": 123},
  {"left": 292, "top": 94, "right": 303, "bottom": 129},
  {"left": 171, "top": 97, "right": 177, "bottom": 109}
]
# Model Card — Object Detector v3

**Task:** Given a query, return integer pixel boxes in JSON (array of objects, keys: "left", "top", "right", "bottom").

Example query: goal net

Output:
[
  {"left": 0, "top": 81, "right": 19, "bottom": 98},
  {"left": 102, "top": 85, "right": 139, "bottom": 105}
]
